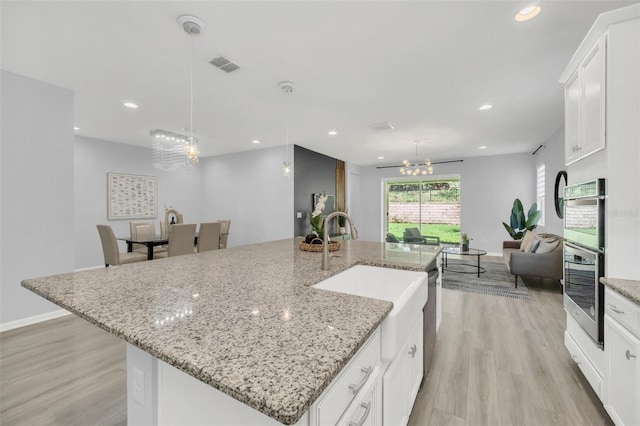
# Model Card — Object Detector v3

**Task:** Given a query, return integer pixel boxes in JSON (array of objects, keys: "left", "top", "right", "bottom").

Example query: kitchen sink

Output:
[{"left": 313, "top": 265, "right": 427, "bottom": 361}]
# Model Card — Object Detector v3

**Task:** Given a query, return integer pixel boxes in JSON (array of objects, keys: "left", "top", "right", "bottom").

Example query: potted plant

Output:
[
  {"left": 336, "top": 207, "right": 348, "bottom": 234},
  {"left": 460, "top": 233, "right": 471, "bottom": 252},
  {"left": 502, "top": 199, "right": 542, "bottom": 240}
]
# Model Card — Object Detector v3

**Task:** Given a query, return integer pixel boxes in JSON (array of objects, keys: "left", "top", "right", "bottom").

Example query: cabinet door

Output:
[
  {"left": 604, "top": 316, "right": 640, "bottom": 426},
  {"left": 581, "top": 36, "right": 607, "bottom": 159},
  {"left": 383, "top": 347, "right": 409, "bottom": 426},
  {"left": 408, "top": 315, "right": 424, "bottom": 405},
  {"left": 565, "top": 71, "right": 582, "bottom": 165}
]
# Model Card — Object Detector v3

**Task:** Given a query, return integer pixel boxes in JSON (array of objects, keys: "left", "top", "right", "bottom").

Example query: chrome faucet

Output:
[{"left": 321, "top": 212, "right": 359, "bottom": 271}]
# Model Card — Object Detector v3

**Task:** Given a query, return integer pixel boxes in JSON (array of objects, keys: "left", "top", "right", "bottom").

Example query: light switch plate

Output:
[
  {"left": 296, "top": 212, "right": 303, "bottom": 219},
  {"left": 133, "top": 367, "right": 145, "bottom": 406}
]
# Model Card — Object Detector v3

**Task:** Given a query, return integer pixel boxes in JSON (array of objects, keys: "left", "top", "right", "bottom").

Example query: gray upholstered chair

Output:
[
  {"left": 218, "top": 219, "right": 231, "bottom": 249},
  {"left": 130, "top": 221, "right": 166, "bottom": 255},
  {"left": 197, "top": 222, "right": 222, "bottom": 252},
  {"left": 402, "top": 227, "right": 440, "bottom": 245},
  {"left": 155, "top": 223, "right": 197, "bottom": 258},
  {"left": 97, "top": 225, "right": 147, "bottom": 267}
]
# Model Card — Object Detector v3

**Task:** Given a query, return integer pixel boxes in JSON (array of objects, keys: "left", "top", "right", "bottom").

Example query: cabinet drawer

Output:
[
  {"left": 311, "top": 329, "right": 381, "bottom": 426},
  {"left": 566, "top": 312, "right": 604, "bottom": 375},
  {"left": 337, "top": 374, "right": 381, "bottom": 426},
  {"left": 605, "top": 287, "right": 640, "bottom": 339},
  {"left": 565, "top": 331, "right": 603, "bottom": 398}
]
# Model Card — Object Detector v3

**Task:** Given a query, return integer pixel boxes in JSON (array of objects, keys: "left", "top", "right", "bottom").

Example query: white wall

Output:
[
  {"left": 74, "top": 136, "right": 205, "bottom": 269},
  {"left": 201, "top": 146, "right": 294, "bottom": 247},
  {"left": 1, "top": 70, "right": 75, "bottom": 324},
  {"left": 354, "top": 153, "right": 536, "bottom": 254},
  {"left": 534, "top": 125, "right": 565, "bottom": 236}
]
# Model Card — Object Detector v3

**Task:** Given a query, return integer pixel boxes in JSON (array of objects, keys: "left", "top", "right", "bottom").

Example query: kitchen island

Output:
[{"left": 22, "top": 238, "right": 441, "bottom": 425}]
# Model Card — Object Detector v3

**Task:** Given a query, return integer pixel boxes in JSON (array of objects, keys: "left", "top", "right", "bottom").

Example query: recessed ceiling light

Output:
[
  {"left": 73, "top": 126, "right": 79, "bottom": 131},
  {"left": 328, "top": 130, "right": 338, "bottom": 136},
  {"left": 378, "top": 156, "right": 385, "bottom": 160},
  {"left": 515, "top": 5, "right": 541, "bottom": 22},
  {"left": 479, "top": 146, "right": 487, "bottom": 150},
  {"left": 479, "top": 104, "right": 493, "bottom": 110},
  {"left": 123, "top": 101, "right": 139, "bottom": 109},
  {"left": 251, "top": 140, "right": 261, "bottom": 144}
]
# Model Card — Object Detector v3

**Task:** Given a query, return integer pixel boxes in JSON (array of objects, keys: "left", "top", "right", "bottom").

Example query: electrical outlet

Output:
[
  {"left": 133, "top": 367, "right": 145, "bottom": 406},
  {"left": 296, "top": 212, "right": 303, "bottom": 219}
]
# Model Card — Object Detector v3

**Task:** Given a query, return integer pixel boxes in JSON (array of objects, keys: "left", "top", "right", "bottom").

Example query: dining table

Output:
[
  {"left": 117, "top": 236, "right": 169, "bottom": 260},
  {"left": 118, "top": 233, "right": 228, "bottom": 260}
]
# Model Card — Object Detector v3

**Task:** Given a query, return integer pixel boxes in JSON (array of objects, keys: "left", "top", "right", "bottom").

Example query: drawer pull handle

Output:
[
  {"left": 349, "top": 366, "right": 372, "bottom": 395},
  {"left": 626, "top": 350, "right": 637, "bottom": 360},
  {"left": 348, "top": 401, "right": 372, "bottom": 426},
  {"left": 608, "top": 305, "right": 625, "bottom": 315},
  {"left": 409, "top": 344, "right": 417, "bottom": 358}
]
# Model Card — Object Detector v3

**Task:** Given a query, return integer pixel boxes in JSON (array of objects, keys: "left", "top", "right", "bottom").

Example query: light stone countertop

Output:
[
  {"left": 601, "top": 277, "right": 640, "bottom": 305},
  {"left": 22, "top": 238, "right": 441, "bottom": 425}
]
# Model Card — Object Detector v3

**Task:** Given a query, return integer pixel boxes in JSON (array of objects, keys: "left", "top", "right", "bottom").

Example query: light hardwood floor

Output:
[
  {"left": 0, "top": 315, "right": 126, "bottom": 425},
  {"left": 1, "top": 278, "right": 612, "bottom": 425},
  {"left": 409, "top": 277, "right": 613, "bottom": 426}
]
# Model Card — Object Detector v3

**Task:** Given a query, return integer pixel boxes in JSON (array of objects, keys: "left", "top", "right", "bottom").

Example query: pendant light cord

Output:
[{"left": 190, "top": 35, "right": 194, "bottom": 138}]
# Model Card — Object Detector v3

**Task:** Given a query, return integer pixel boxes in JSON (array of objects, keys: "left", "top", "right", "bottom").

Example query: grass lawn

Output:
[{"left": 388, "top": 223, "right": 460, "bottom": 244}]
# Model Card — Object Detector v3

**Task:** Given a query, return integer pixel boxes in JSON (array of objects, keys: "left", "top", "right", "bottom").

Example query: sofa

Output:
[{"left": 502, "top": 231, "right": 563, "bottom": 288}]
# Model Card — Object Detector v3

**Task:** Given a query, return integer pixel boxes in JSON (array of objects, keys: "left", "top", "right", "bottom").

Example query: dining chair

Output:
[
  {"left": 97, "top": 225, "right": 147, "bottom": 266},
  {"left": 218, "top": 219, "right": 231, "bottom": 249},
  {"left": 197, "top": 222, "right": 222, "bottom": 253},
  {"left": 130, "top": 221, "right": 167, "bottom": 255},
  {"left": 155, "top": 223, "right": 197, "bottom": 258}
]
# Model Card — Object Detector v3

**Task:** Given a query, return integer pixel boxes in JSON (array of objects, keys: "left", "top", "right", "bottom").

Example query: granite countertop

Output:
[
  {"left": 601, "top": 277, "right": 640, "bottom": 305},
  {"left": 22, "top": 238, "right": 441, "bottom": 425}
]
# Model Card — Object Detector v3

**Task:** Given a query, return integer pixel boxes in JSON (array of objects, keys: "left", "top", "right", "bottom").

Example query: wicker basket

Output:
[{"left": 299, "top": 238, "right": 341, "bottom": 252}]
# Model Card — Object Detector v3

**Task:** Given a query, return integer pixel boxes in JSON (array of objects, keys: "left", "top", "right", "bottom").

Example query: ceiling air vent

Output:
[
  {"left": 369, "top": 121, "right": 394, "bottom": 131},
  {"left": 209, "top": 56, "right": 240, "bottom": 73}
]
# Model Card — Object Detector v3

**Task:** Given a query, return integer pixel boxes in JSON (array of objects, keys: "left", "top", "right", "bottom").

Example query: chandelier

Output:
[
  {"left": 400, "top": 141, "right": 433, "bottom": 176},
  {"left": 152, "top": 15, "right": 203, "bottom": 171}
]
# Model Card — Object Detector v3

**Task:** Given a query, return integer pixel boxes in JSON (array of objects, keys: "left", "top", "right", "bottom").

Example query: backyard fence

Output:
[{"left": 389, "top": 202, "right": 460, "bottom": 225}]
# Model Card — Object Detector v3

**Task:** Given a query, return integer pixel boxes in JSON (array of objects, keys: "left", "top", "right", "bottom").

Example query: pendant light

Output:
[
  {"left": 279, "top": 81, "right": 295, "bottom": 177},
  {"left": 151, "top": 15, "right": 204, "bottom": 171}
]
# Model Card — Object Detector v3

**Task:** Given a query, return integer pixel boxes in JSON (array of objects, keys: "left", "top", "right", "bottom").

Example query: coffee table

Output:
[{"left": 442, "top": 246, "right": 487, "bottom": 278}]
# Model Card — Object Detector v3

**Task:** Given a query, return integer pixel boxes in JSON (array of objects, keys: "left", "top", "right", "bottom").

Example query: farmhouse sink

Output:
[{"left": 313, "top": 265, "right": 427, "bottom": 361}]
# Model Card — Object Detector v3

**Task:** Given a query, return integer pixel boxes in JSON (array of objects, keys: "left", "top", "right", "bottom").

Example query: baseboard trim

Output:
[{"left": 0, "top": 309, "right": 71, "bottom": 333}]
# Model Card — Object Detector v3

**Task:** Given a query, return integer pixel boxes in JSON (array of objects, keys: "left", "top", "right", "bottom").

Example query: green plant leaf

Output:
[
  {"left": 525, "top": 210, "right": 542, "bottom": 229},
  {"left": 502, "top": 222, "right": 515, "bottom": 238},
  {"left": 527, "top": 202, "right": 538, "bottom": 218}
]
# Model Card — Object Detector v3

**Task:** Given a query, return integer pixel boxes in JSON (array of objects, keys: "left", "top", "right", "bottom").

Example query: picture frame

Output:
[{"left": 107, "top": 172, "right": 157, "bottom": 219}]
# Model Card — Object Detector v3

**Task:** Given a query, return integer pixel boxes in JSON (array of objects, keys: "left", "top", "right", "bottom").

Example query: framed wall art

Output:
[{"left": 107, "top": 172, "right": 157, "bottom": 219}]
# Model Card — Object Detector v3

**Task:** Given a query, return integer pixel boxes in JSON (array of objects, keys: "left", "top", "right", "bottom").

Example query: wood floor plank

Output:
[
  {"left": 0, "top": 315, "right": 126, "bottom": 426},
  {"left": 409, "top": 277, "right": 613, "bottom": 426}
]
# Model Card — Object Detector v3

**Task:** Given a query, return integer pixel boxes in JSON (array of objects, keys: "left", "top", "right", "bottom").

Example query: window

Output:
[{"left": 537, "top": 164, "right": 545, "bottom": 226}]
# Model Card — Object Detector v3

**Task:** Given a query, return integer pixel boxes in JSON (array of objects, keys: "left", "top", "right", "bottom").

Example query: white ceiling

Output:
[{"left": 2, "top": 1, "right": 636, "bottom": 166}]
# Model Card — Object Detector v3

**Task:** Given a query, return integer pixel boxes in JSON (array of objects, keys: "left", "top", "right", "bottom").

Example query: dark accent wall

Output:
[{"left": 294, "top": 145, "right": 337, "bottom": 237}]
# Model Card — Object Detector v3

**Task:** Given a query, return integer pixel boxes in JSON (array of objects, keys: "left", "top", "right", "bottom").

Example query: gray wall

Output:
[
  {"left": 201, "top": 146, "right": 294, "bottom": 246},
  {"left": 534, "top": 125, "right": 565, "bottom": 236},
  {"left": 1, "top": 70, "right": 75, "bottom": 324},
  {"left": 74, "top": 136, "right": 205, "bottom": 269},
  {"left": 354, "top": 153, "right": 536, "bottom": 254},
  {"left": 293, "top": 145, "right": 337, "bottom": 237}
]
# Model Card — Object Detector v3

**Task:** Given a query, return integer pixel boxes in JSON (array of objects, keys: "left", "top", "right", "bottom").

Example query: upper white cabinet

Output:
[{"left": 564, "top": 35, "right": 607, "bottom": 166}]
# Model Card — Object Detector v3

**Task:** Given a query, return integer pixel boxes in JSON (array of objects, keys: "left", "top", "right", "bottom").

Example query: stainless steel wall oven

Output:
[{"left": 563, "top": 179, "right": 605, "bottom": 346}]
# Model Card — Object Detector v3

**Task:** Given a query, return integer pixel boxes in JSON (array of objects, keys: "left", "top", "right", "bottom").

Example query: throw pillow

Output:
[
  {"left": 536, "top": 239, "right": 559, "bottom": 254},
  {"left": 529, "top": 240, "right": 541, "bottom": 253},
  {"left": 520, "top": 230, "right": 536, "bottom": 252}
]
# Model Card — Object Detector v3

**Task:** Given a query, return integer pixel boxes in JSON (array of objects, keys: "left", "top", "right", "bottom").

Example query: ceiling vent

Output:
[
  {"left": 369, "top": 121, "right": 394, "bottom": 131},
  {"left": 209, "top": 56, "right": 240, "bottom": 73}
]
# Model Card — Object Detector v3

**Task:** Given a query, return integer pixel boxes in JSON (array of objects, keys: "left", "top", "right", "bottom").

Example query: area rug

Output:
[{"left": 442, "top": 259, "right": 534, "bottom": 301}]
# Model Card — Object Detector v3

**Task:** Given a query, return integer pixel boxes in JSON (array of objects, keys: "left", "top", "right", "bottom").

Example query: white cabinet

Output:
[
  {"left": 383, "top": 314, "right": 423, "bottom": 426},
  {"left": 337, "top": 374, "right": 382, "bottom": 426},
  {"left": 565, "top": 312, "right": 604, "bottom": 397},
  {"left": 604, "top": 288, "right": 640, "bottom": 426},
  {"left": 564, "top": 34, "right": 607, "bottom": 166}
]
